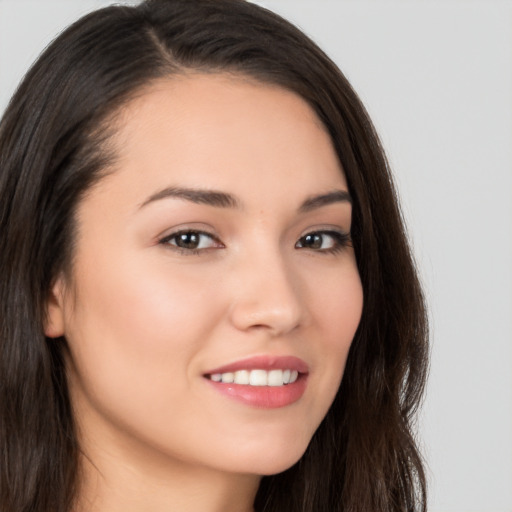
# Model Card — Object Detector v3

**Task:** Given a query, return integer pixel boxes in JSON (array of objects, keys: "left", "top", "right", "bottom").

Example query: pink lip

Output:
[
  {"left": 205, "top": 355, "right": 309, "bottom": 375},
  {"left": 204, "top": 355, "right": 309, "bottom": 409}
]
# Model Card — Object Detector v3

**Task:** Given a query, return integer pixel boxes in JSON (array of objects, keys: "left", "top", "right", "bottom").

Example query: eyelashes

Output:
[
  {"left": 159, "top": 228, "right": 351, "bottom": 256},
  {"left": 159, "top": 230, "right": 224, "bottom": 254},
  {"left": 295, "top": 231, "right": 351, "bottom": 254}
]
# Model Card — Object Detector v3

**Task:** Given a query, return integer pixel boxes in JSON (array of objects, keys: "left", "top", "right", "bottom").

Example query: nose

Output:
[{"left": 227, "top": 249, "right": 305, "bottom": 336}]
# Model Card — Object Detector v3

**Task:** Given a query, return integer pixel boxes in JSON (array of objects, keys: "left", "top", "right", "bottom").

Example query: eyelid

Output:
[
  {"left": 296, "top": 228, "right": 352, "bottom": 253},
  {"left": 298, "top": 225, "right": 351, "bottom": 240},
  {"left": 158, "top": 227, "right": 224, "bottom": 254},
  {"left": 156, "top": 222, "right": 218, "bottom": 243}
]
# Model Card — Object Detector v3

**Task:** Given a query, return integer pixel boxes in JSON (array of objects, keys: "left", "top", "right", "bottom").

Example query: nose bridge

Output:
[{"left": 228, "top": 241, "right": 304, "bottom": 335}]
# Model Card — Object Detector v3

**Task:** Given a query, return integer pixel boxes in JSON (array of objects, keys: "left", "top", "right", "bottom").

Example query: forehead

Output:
[{"left": 97, "top": 73, "right": 347, "bottom": 208}]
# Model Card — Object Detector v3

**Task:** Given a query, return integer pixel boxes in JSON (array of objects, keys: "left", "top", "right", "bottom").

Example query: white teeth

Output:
[
  {"left": 249, "top": 369, "right": 268, "bottom": 386},
  {"left": 267, "top": 369, "right": 283, "bottom": 387},
  {"left": 221, "top": 372, "right": 234, "bottom": 383},
  {"left": 209, "top": 369, "right": 300, "bottom": 386},
  {"left": 234, "top": 370, "right": 250, "bottom": 385}
]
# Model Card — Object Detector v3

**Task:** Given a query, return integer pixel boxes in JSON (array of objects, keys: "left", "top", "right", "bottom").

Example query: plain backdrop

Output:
[{"left": 1, "top": 1, "right": 511, "bottom": 511}]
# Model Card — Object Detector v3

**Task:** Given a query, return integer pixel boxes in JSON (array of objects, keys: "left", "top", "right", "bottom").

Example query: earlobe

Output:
[{"left": 44, "top": 276, "right": 66, "bottom": 338}]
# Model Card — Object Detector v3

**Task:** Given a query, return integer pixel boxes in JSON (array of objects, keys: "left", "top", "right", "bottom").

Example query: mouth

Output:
[
  {"left": 207, "top": 368, "right": 300, "bottom": 386},
  {"left": 203, "top": 355, "right": 309, "bottom": 408}
]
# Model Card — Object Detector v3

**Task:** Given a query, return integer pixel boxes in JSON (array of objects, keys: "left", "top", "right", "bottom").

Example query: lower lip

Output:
[{"left": 205, "top": 375, "right": 308, "bottom": 409}]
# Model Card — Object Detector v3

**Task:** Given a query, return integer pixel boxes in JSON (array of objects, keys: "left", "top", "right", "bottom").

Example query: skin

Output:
[{"left": 46, "top": 73, "right": 363, "bottom": 512}]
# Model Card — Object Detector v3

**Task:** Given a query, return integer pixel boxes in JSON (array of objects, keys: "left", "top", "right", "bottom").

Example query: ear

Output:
[{"left": 44, "top": 275, "right": 66, "bottom": 338}]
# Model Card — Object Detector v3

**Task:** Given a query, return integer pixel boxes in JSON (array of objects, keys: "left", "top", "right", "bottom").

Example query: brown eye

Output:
[
  {"left": 161, "top": 230, "right": 221, "bottom": 252},
  {"left": 175, "top": 232, "right": 201, "bottom": 249},
  {"left": 296, "top": 231, "right": 350, "bottom": 253},
  {"left": 299, "top": 233, "right": 324, "bottom": 249}
]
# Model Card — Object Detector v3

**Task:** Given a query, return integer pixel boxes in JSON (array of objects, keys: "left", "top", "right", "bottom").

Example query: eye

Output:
[
  {"left": 159, "top": 230, "right": 223, "bottom": 253},
  {"left": 295, "top": 230, "right": 351, "bottom": 253}
]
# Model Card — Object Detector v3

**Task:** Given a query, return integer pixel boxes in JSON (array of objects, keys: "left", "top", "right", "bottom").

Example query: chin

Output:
[{"left": 225, "top": 438, "right": 310, "bottom": 476}]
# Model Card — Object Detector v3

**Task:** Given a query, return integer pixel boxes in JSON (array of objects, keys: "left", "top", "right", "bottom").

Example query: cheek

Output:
[
  {"left": 314, "top": 265, "right": 363, "bottom": 391},
  {"left": 62, "top": 250, "right": 221, "bottom": 412},
  {"left": 310, "top": 259, "right": 363, "bottom": 350},
  {"left": 71, "top": 249, "right": 217, "bottom": 348},
  {"left": 62, "top": 253, "right": 231, "bottom": 461}
]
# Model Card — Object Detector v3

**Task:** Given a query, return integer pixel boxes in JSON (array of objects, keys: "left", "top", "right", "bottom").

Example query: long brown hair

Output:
[{"left": 0, "top": 1, "right": 428, "bottom": 510}]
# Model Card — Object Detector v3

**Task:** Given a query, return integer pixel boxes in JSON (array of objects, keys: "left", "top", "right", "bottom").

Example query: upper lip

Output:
[{"left": 205, "top": 355, "right": 309, "bottom": 375}]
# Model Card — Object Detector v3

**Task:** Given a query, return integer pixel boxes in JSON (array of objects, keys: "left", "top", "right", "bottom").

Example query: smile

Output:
[
  {"left": 204, "top": 355, "right": 309, "bottom": 408},
  {"left": 208, "top": 369, "right": 299, "bottom": 386}
]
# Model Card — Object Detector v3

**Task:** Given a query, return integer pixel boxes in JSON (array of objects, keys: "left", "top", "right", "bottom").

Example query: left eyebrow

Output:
[{"left": 298, "top": 190, "right": 352, "bottom": 213}]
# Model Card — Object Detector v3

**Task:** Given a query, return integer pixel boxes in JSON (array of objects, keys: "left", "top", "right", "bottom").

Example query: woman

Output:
[{"left": 0, "top": 0, "right": 428, "bottom": 511}]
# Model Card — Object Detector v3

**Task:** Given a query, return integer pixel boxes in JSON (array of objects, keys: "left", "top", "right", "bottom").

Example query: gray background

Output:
[{"left": 1, "top": 1, "right": 511, "bottom": 511}]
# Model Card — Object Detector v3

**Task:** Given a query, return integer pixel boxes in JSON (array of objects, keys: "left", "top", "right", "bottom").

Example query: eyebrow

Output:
[
  {"left": 298, "top": 189, "right": 352, "bottom": 213},
  {"left": 140, "top": 187, "right": 240, "bottom": 209},
  {"left": 139, "top": 186, "right": 351, "bottom": 211}
]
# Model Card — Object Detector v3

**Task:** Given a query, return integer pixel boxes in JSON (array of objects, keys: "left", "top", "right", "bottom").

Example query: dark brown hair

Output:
[{"left": 0, "top": 1, "right": 428, "bottom": 511}]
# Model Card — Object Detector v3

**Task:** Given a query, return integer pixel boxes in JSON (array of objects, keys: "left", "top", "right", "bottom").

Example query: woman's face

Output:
[{"left": 47, "top": 74, "right": 363, "bottom": 478}]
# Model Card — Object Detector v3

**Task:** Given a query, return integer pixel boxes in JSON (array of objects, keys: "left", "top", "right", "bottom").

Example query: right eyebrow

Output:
[{"left": 139, "top": 186, "right": 241, "bottom": 210}]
